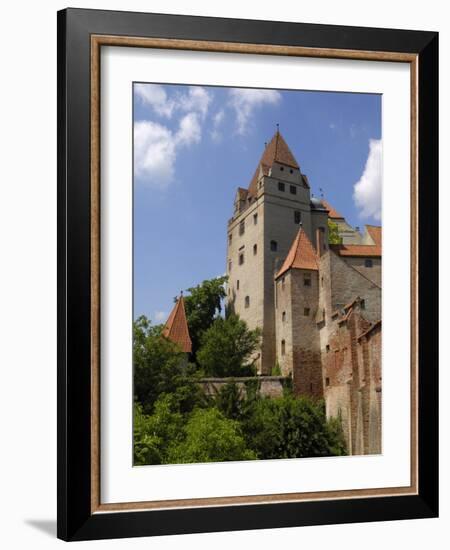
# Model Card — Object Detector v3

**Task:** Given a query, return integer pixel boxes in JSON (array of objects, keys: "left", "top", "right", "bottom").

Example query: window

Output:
[
  {"left": 239, "top": 220, "right": 245, "bottom": 236},
  {"left": 253, "top": 244, "right": 257, "bottom": 255},
  {"left": 304, "top": 307, "right": 310, "bottom": 316},
  {"left": 259, "top": 181, "right": 262, "bottom": 189},
  {"left": 365, "top": 259, "right": 373, "bottom": 268},
  {"left": 323, "top": 309, "right": 326, "bottom": 324},
  {"left": 303, "top": 273, "right": 311, "bottom": 286},
  {"left": 245, "top": 295, "right": 250, "bottom": 308},
  {"left": 280, "top": 166, "right": 284, "bottom": 171},
  {"left": 228, "top": 233, "right": 232, "bottom": 244},
  {"left": 253, "top": 213, "right": 258, "bottom": 225},
  {"left": 270, "top": 240, "right": 278, "bottom": 252},
  {"left": 228, "top": 260, "right": 232, "bottom": 272},
  {"left": 290, "top": 169, "right": 294, "bottom": 174},
  {"left": 321, "top": 276, "right": 324, "bottom": 287},
  {"left": 326, "top": 344, "right": 330, "bottom": 352},
  {"left": 294, "top": 210, "right": 301, "bottom": 224},
  {"left": 282, "top": 311, "right": 286, "bottom": 322},
  {"left": 360, "top": 299, "right": 366, "bottom": 309},
  {"left": 278, "top": 182, "right": 285, "bottom": 192},
  {"left": 325, "top": 377, "right": 330, "bottom": 387},
  {"left": 236, "top": 280, "right": 240, "bottom": 290},
  {"left": 281, "top": 276, "right": 285, "bottom": 290},
  {"left": 281, "top": 340, "right": 286, "bottom": 355},
  {"left": 239, "top": 253, "right": 244, "bottom": 265},
  {"left": 290, "top": 185, "right": 297, "bottom": 195}
]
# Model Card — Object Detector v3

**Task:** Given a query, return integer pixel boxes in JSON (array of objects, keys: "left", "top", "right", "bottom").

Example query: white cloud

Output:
[
  {"left": 134, "top": 121, "right": 176, "bottom": 187},
  {"left": 175, "top": 113, "right": 201, "bottom": 147},
  {"left": 210, "top": 109, "right": 225, "bottom": 142},
  {"left": 134, "top": 114, "right": 203, "bottom": 187},
  {"left": 353, "top": 139, "right": 382, "bottom": 221},
  {"left": 134, "top": 83, "right": 175, "bottom": 118},
  {"left": 228, "top": 88, "right": 281, "bottom": 135},
  {"left": 154, "top": 310, "right": 167, "bottom": 322},
  {"left": 135, "top": 83, "right": 211, "bottom": 120}
]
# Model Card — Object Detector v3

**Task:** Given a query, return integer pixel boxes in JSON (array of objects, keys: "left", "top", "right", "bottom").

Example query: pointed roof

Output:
[
  {"left": 248, "top": 130, "right": 300, "bottom": 196},
  {"left": 162, "top": 295, "right": 192, "bottom": 353},
  {"left": 321, "top": 199, "right": 344, "bottom": 219},
  {"left": 276, "top": 228, "right": 319, "bottom": 279}
]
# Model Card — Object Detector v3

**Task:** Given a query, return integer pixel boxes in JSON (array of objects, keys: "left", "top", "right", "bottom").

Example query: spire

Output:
[
  {"left": 162, "top": 295, "right": 192, "bottom": 353},
  {"left": 248, "top": 130, "right": 300, "bottom": 196},
  {"left": 276, "top": 228, "right": 319, "bottom": 279}
]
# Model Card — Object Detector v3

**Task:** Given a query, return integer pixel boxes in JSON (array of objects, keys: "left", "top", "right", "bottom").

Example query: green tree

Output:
[
  {"left": 133, "top": 398, "right": 185, "bottom": 465},
  {"left": 197, "top": 314, "right": 261, "bottom": 377},
  {"left": 184, "top": 276, "right": 228, "bottom": 358},
  {"left": 133, "top": 315, "right": 205, "bottom": 414},
  {"left": 167, "top": 408, "right": 257, "bottom": 464},
  {"left": 328, "top": 220, "right": 343, "bottom": 244},
  {"left": 241, "top": 395, "right": 347, "bottom": 459}
]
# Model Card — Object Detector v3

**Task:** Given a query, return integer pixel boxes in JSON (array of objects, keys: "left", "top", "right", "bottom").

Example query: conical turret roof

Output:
[{"left": 162, "top": 295, "right": 192, "bottom": 353}]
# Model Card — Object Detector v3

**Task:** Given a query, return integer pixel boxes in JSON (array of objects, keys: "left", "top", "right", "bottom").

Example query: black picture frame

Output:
[{"left": 57, "top": 7, "right": 438, "bottom": 541}]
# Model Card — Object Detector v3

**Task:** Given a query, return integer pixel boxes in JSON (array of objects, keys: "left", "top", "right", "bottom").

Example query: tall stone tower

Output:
[{"left": 226, "top": 130, "right": 329, "bottom": 374}]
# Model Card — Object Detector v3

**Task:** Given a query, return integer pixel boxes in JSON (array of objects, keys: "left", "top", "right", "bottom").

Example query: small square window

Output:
[
  {"left": 278, "top": 182, "right": 285, "bottom": 192},
  {"left": 280, "top": 166, "right": 284, "bottom": 171},
  {"left": 364, "top": 259, "right": 373, "bottom": 268},
  {"left": 304, "top": 307, "right": 310, "bottom": 316},
  {"left": 290, "top": 185, "right": 297, "bottom": 195}
]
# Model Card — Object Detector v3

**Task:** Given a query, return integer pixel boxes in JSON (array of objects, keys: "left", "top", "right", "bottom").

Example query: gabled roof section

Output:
[
  {"left": 321, "top": 199, "right": 344, "bottom": 219},
  {"left": 162, "top": 295, "right": 192, "bottom": 353},
  {"left": 276, "top": 228, "right": 319, "bottom": 279},
  {"left": 248, "top": 130, "right": 300, "bottom": 196},
  {"left": 330, "top": 225, "right": 382, "bottom": 258}
]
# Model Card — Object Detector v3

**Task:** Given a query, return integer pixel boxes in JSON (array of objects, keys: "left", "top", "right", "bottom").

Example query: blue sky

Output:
[{"left": 133, "top": 83, "right": 381, "bottom": 323}]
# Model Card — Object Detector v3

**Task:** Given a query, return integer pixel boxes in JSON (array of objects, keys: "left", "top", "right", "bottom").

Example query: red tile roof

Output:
[
  {"left": 321, "top": 199, "right": 344, "bottom": 219},
  {"left": 276, "top": 228, "right": 319, "bottom": 279},
  {"left": 162, "top": 295, "right": 192, "bottom": 353},
  {"left": 248, "top": 131, "right": 300, "bottom": 196},
  {"left": 330, "top": 226, "right": 382, "bottom": 257}
]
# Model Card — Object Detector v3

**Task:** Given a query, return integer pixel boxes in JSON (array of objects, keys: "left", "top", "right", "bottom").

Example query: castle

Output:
[{"left": 225, "top": 130, "right": 382, "bottom": 455}]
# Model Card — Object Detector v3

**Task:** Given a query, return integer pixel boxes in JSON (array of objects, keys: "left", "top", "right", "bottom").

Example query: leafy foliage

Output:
[
  {"left": 328, "top": 220, "right": 343, "bottom": 244},
  {"left": 183, "top": 276, "right": 228, "bottom": 358},
  {"left": 197, "top": 314, "right": 261, "bottom": 377},
  {"left": 167, "top": 408, "right": 257, "bottom": 464},
  {"left": 133, "top": 316, "right": 205, "bottom": 414},
  {"left": 240, "top": 395, "right": 347, "bottom": 459}
]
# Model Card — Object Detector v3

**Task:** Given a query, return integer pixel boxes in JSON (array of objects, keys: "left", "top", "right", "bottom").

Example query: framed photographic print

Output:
[{"left": 57, "top": 8, "right": 438, "bottom": 541}]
